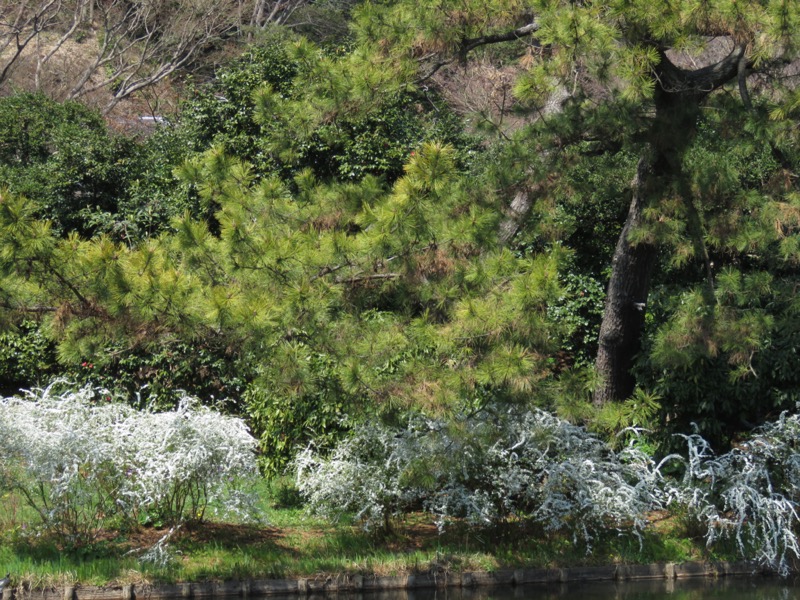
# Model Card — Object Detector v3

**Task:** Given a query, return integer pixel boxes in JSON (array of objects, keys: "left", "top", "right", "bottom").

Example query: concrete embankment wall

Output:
[{"left": 0, "top": 561, "right": 770, "bottom": 600}]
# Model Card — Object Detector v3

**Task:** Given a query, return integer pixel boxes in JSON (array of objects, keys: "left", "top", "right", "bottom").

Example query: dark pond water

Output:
[{"left": 297, "top": 578, "right": 800, "bottom": 600}]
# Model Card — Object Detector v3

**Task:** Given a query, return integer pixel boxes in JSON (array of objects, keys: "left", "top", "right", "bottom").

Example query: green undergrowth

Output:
[{"left": 0, "top": 482, "right": 736, "bottom": 589}]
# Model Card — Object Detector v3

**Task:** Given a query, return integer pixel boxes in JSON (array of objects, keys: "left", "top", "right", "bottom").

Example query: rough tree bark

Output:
[
  {"left": 593, "top": 156, "right": 659, "bottom": 405},
  {"left": 592, "top": 45, "right": 746, "bottom": 405}
]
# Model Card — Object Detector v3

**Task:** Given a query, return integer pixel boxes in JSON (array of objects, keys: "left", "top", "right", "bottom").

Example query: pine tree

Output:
[{"left": 354, "top": 0, "right": 800, "bottom": 406}]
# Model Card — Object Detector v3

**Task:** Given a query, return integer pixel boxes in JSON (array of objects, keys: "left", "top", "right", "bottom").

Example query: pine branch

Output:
[
  {"left": 415, "top": 58, "right": 454, "bottom": 84},
  {"left": 0, "top": 301, "right": 56, "bottom": 313},
  {"left": 498, "top": 189, "right": 533, "bottom": 246},
  {"left": 334, "top": 272, "right": 401, "bottom": 284},
  {"left": 51, "top": 271, "right": 91, "bottom": 308},
  {"left": 737, "top": 51, "right": 752, "bottom": 110},
  {"left": 416, "top": 20, "right": 541, "bottom": 83},
  {"left": 460, "top": 21, "right": 541, "bottom": 58},
  {"left": 310, "top": 263, "right": 349, "bottom": 282}
]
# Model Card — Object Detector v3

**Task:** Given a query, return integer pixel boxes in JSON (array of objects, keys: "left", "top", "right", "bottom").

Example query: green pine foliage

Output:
[
  {"left": 631, "top": 99, "right": 800, "bottom": 447},
  {"left": 0, "top": 138, "right": 565, "bottom": 471},
  {"left": 3, "top": 0, "right": 800, "bottom": 472},
  {"left": 178, "top": 36, "right": 477, "bottom": 187}
]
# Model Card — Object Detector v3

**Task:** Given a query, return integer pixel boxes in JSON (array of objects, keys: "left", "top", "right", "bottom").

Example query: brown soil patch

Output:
[
  {"left": 92, "top": 521, "right": 287, "bottom": 553},
  {"left": 92, "top": 516, "right": 443, "bottom": 555}
]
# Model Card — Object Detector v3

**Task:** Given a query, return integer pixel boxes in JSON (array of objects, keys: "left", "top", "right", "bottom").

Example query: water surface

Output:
[{"left": 303, "top": 578, "right": 800, "bottom": 600}]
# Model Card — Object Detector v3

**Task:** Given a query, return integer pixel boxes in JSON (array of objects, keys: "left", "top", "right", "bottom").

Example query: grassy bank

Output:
[{"left": 0, "top": 482, "right": 734, "bottom": 589}]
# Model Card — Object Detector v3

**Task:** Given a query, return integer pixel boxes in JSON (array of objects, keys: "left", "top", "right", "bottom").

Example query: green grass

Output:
[{"left": 0, "top": 482, "right": 737, "bottom": 589}]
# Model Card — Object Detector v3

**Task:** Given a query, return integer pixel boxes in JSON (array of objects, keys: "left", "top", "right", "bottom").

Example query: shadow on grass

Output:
[{"left": 0, "top": 513, "right": 734, "bottom": 584}]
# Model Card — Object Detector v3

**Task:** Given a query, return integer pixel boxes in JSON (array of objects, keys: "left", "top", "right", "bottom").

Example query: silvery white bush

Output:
[
  {"left": 295, "top": 422, "right": 423, "bottom": 530},
  {"left": 295, "top": 406, "right": 662, "bottom": 547},
  {"left": 119, "top": 395, "right": 260, "bottom": 524},
  {"left": 0, "top": 382, "right": 260, "bottom": 546},
  {"left": 671, "top": 414, "right": 800, "bottom": 575},
  {"left": 297, "top": 405, "right": 800, "bottom": 570}
]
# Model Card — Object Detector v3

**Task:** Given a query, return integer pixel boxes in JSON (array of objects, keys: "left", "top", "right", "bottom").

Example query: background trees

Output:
[
  {"left": 0, "top": 0, "right": 245, "bottom": 111},
  {"left": 0, "top": 94, "right": 137, "bottom": 236},
  {"left": 0, "top": 0, "right": 360, "bottom": 112}
]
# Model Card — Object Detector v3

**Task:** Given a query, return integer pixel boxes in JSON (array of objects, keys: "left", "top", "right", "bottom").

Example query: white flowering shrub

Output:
[
  {"left": 295, "top": 423, "right": 425, "bottom": 531},
  {"left": 297, "top": 404, "right": 800, "bottom": 568},
  {"left": 296, "top": 407, "right": 662, "bottom": 546},
  {"left": 120, "top": 396, "right": 260, "bottom": 525},
  {"left": 0, "top": 383, "right": 260, "bottom": 546},
  {"left": 670, "top": 414, "right": 800, "bottom": 574}
]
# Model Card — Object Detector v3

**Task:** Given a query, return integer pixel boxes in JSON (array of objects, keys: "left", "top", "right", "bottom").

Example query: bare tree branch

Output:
[
  {"left": 0, "top": 0, "right": 63, "bottom": 85},
  {"left": 59, "top": 0, "right": 244, "bottom": 112},
  {"left": 416, "top": 20, "right": 540, "bottom": 84},
  {"left": 34, "top": 0, "right": 87, "bottom": 90}
]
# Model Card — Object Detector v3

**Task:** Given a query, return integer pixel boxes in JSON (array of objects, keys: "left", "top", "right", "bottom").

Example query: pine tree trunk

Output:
[
  {"left": 593, "top": 156, "right": 658, "bottom": 405},
  {"left": 593, "top": 84, "right": 706, "bottom": 405}
]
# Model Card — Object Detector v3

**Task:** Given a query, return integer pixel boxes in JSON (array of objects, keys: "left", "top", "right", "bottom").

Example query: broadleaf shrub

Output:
[{"left": 0, "top": 383, "right": 260, "bottom": 546}]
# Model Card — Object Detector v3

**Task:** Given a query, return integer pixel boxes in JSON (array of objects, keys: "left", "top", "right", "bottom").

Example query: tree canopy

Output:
[{"left": 2, "top": 0, "right": 800, "bottom": 467}]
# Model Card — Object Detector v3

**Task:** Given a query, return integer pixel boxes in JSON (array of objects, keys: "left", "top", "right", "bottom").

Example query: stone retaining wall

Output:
[{"left": 0, "top": 562, "right": 768, "bottom": 600}]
